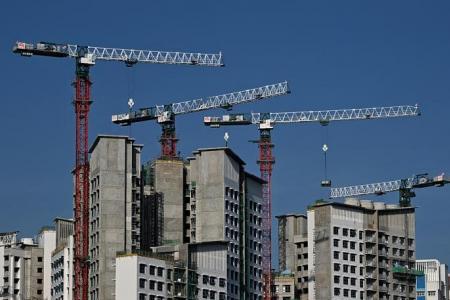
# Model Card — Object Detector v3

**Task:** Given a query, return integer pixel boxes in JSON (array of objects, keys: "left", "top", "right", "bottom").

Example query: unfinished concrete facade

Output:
[
  {"left": 276, "top": 214, "right": 309, "bottom": 299},
  {"left": 307, "top": 200, "right": 417, "bottom": 300},
  {"left": 88, "top": 135, "right": 143, "bottom": 300},
  {"left": 186, "top": 147, "right": 264, "bottom": 300}
]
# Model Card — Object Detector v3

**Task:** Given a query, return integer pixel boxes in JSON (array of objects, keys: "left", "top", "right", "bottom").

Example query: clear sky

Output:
[{"left": 1, "top": 1, "right": 449, "bottom": 268}]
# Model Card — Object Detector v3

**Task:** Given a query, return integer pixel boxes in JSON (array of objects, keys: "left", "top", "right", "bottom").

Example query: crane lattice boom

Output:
[
  {"left": 204, "top": 104, "right": 420, "bottom": 127},
  {"left": 13, "top": 41, "right": 224, "bottom": 66},
  {"left": 112, "top": 81, "right": 290, "bottom": 124},
  {"left": 330, "top": 174, "right": 449, "bottom": 198},
  {"left": 253, "top": 104, "right": 420, "bottom": 123}
]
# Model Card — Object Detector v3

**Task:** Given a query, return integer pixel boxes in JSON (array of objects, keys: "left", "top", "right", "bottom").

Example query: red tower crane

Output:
[
  {"left": 204, "top": 104, "right": 420, "bottom": 299},
  {"left": 13, "top": 41, "right": 223, "bottom": 300}
]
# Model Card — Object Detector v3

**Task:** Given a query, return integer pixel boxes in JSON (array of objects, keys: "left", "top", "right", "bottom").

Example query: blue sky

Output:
[{"left": 1, "top": 1, "right": 449, "bottom": 267}]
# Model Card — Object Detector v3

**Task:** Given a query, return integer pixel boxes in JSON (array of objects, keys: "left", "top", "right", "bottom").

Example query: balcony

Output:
[
  {"left": 365, "top": 247, "right": 376, "bottom": 255},
  {"left": 392, "top": 266, "right": 423, "bottom": 277},
  {"left": 365, "top": 235, "right": 376, "bottom": 243},
  {"left": 365, "top": 260, "right": 376, "bottom": 268}
]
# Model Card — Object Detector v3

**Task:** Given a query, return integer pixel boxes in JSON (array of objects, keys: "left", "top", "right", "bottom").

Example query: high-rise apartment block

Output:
[
  {"left": 307, "top": 199, "right": 417, "bottom": 300},
  {"left": 88, "top": 135, "right": 143, "bottom": 300},
  {"left": 416, "top": 259, "right": 449, "bottom": 300},
  {"left": 51, "top": 218, "right": 74, "bottom": 300}
]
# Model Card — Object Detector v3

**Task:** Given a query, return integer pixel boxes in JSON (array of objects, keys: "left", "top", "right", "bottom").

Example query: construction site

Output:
[{"left": 2, "top": 2, "right": 450, "bottom": 300}]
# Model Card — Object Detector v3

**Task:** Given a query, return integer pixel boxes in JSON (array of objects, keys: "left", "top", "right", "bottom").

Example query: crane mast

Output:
[
  {"left": 204, "top": 104, "right": 420, "bottom": 299},
  {"left": 13, "top": 40, "right": 223, "bottom": 300},
  {"left": 112, "top": 81, "right": 290, "bottom": 159}
]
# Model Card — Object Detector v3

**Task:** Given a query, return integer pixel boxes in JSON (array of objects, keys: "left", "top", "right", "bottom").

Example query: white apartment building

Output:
[
  {"left": 37, "top": 227, "right": 56, "bottom": 300},
  {"left": 416, "top": 259, "right": 449, "bottom": 300},
  {"left": 51, "top": 218, "right": 74, "bottom": 300}
]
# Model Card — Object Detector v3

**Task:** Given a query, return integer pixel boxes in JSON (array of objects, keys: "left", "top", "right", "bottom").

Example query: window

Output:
[
  {"left": 139, "top": 294, "right": 146, "bottom": 300},
  {"left": 203, "top": 275, "right": 209, "bottom": 284},
  {"left": 350, "top": 241, "right": 356, "bottom": 249},
  {"left": 343, "top": 289, "right": 349, "bottom": 297},
  {"left": 37, "top": 257, "right": 43, "bottom": 262},
  {"left": 157, "top": 267, "right": 163, "bottom": 277},
  {"left": 149, "top": 280, "right": 155, "bottom": 290},
  {"left": 334, "top": 288, "right": 340, "bottom": 296},
  {"left": 350, "top": 229, "right": 356, "bottom": 238},
  {"left": 333, "top": 239, "right": 339, "bottom": 247},
  {"left": 333, "top": 251, "right": 339, "bottom": 259},
  {"left": 139, "top": 278, "right": 146, "bottom": 288},
  {"left": 343, "top": 228, "right": 348, "bottom": 236},
  {"left": 149, "top": 265, "right": 155, "bottom": 275},
  {"left": 37, "top": 268, "right": 43, "bottom": 273},
  {"left": 343, "top": 253, "right": 349, "bottom": 261},
  {"left": 350, "top": 266, "right": 356, "bottom": 274},
  {"left": 219, "top": 278, "right": 226, "bottom": 287},
  {"left": 209, "top": 276, "right": 216, "bottom": 286},
  {"left": 210, "top": 290, "right": 216, "bottom": 299},
  {"left": 284, "top": 285, "right": 291, "bottom": 292},
  {"left": 157, "top": 282, "right": 163, "bottom": 291},
  {"left": 37, "top": 290, "right": 42, "bottom": 295},
  {"left": 334, "top": 263, "right": 340, "bottom": 271},
  {"left": 203, "top": 289, "right": 208, "bottom": 299},
  {"left": 37, "top": 279, "right": 42, "bottom": 284},
  {"left": 343, "top": 265, "right": 349, "bottom": 272},
  {"left": 333, "top": 227, "right": 339, "bottom": 235},
  {"left": 350, "top": 278, "right": 356, "bottom": 286},
  {"left": 343, "top": 240, "right": 348, "bottom": 248},
  {"left": 139, "top": 264, "right": 146, "bottom": 274},
  {"left": 351, "top": 290, "right": 357, "bottom": 298},
  {"left": 343, "top": 277, "right": 349, "bottom": 285},
  {"left": 334, "top": 276, "right": 340, "bottom": 284},
  {"left": 350, "top": 254, "right": 356, "bottom": 262}
]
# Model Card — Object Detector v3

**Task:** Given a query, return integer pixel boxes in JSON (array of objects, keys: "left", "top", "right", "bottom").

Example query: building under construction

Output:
[
  {"left": 276, "top": 199, "right": 419, "bottom": 300},
  {"left": 87, "top": 135, "right": 265, "bottom": 299}
]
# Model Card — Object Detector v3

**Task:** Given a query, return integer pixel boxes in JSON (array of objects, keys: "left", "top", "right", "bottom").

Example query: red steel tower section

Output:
[
  {"left": 73, "top": 59, "right": 92, "bottom": 300},
  {"left": 160, "top": 119, "right": 178, "bottom": 159},
  {"left": 257, "top": 128, "right": 275, "bottom": 300}
]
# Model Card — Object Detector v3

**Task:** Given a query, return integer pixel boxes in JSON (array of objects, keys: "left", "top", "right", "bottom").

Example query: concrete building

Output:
[
  {"left": 273, "top": 271, "right": 295, "bottom": 300},
  {"left": 416, "top": 259, "right": 449, "bottom": 300},
  {"left": 187, "top": 147, "right": 264, "bottom": 300},
  {"left": 88, "top": 135, "right": 143, "bottom": 300},
  {"left": 51, "top": 218, "right": 74, "bottom": 300},
  {"left": 276, "top": 214, "right": 308, "bottom": 299},
  {"left": 0, "top": 232, "right": 45, "bottom": 299},
  {"left": 37, "top": 226, "right": 56, "bottom": 300},
  {"left": 307, "top": 199, "right": 417, "bottom": 300}
]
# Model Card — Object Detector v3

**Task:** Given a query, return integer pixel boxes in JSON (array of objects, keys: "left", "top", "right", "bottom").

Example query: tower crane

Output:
[
  {"left": 330, "top": 173, "right": 450, "bottom": 207},
  {"left": 204, "top": 104, "right": 420, "bottom": 300},
  {"left": 13, "top": 40, "right": 224, "bottom": 300},
  {"left": 111, "top": 81, "right": 290, "bottom": 159}
]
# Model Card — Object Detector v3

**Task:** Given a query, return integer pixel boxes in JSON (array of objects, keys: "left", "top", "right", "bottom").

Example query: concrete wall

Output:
[
  {"left": 154, "top": 160, "right": 185, "bottom": 246},
  {"left": 88, "top": 135, "right": 141, "bottom": 300}
]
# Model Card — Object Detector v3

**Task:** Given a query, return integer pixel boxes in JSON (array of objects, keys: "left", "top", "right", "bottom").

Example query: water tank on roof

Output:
[
  {"left": 360, "top": 200, "right": 374, "bottom": 209},
  {"left": 374, "top": 202, "right": 386, "bottom": 210},
  {"left": 386, "top": 204, "right": 399, "bottom": 209},
  {"left": 20, "top": 238, "right": 34, "bottom": 245},
  {"left": 344, "top": 198, "right": 361, "bottom": 207}
]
